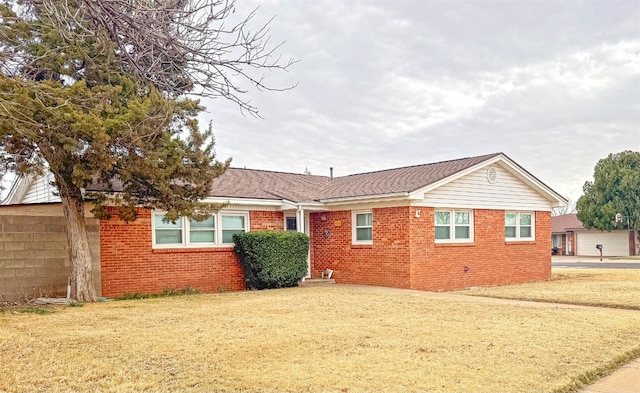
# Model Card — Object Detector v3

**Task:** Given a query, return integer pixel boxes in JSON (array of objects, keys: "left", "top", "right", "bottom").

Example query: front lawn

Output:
[
  {"left": 1, "top": 286, "right": 639, "bottom": 393},
  {"left": 457, "top": 268, "right": 640, "bottom": 310}
]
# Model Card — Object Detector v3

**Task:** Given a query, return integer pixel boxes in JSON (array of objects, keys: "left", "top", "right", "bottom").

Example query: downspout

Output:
[{"left": 297, "top": 204, "right": 310, "bottom": 280}]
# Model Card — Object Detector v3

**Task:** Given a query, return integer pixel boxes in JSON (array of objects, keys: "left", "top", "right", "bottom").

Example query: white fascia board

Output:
[
  {"left": 408, "top": 154, "right": 568, "bottom": 206},
  {"left": 203, "top": 197, "right": 327, "bottom": 211},
  {"left": 280, "top": 199, "right": 329, "bottom": 211},
  {"left": 493, "top": 157, "right": 568, "bottom": 206},
  {"left": 320, "top": 192, "right": 409, "bottom": 206},
  {"left": 2, "top": 173, "right": 32, "bottom": 205}
]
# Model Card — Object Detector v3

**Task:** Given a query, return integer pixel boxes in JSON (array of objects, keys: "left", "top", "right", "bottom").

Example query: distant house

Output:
[
  {"left": 551, "top": 214, "right": 634, "bottom": 257},
  {"left": 3, "top": 153, "right": 567, "bottom": 297}
]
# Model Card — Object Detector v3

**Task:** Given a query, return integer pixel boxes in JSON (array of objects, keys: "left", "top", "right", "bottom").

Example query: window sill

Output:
[
  {"left": 505, "top": 240, "right": 536, "bottom": 245},
  {"left": 152, "top": 246, "right": 234, "bottom": 254},
  {"left": 351, "top": 244, "right": 373, "bottom": 249},
  {"left": 435, "top": 242, "right": 475, "bottom": 247}
]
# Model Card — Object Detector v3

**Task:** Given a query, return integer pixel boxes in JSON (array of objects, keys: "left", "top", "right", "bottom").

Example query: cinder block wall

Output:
[{"left": 0, "top": 203, "right": 100, "bottom": 302}]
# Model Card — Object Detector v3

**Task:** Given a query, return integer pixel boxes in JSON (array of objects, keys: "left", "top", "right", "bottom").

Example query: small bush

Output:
[{"left": 234, "top": 230, "right": 309, "bottom": 290}]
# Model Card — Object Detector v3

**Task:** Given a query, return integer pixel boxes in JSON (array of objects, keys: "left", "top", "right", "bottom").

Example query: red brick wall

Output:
[
  {"left": 311, "top": 207, "right": 551, "bottom": 291},
  {"left": 249, "top": 211, "right": 284, "bottom": 231},
  {"left": 310, "top": 207, "right": 411, "bottom": 288},
  {"left": 100, "top": 207, "right": 248, "bottom": 297}
]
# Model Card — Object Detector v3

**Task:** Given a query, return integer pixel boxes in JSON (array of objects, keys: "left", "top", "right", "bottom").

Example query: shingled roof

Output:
[
  {"left": 209, "top": 153, "right": 502, "bottom": 202},
  {"left": 551, "top": 214, "right": 584, "bottom": 233}
]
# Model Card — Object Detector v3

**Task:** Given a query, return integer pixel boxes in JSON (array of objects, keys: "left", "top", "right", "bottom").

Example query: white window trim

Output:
[
  {"left": 152, "top": 211, "right": 249, "bottom": 249},
  {"left": 505, "top": 211, "right": 535, "bottom": 241},
  {"left": 434, "top": 209, "right": 474, "bottom": 244},
  {"left": 352, "top": 210, "right": 373, "bottom": 245}
]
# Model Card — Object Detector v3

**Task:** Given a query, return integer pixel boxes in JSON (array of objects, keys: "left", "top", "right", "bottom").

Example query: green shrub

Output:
[{"left": 233, "top": 231, "right": 309, "bottom": 290}]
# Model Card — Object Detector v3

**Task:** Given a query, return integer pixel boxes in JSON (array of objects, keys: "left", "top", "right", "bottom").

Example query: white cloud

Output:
[{"left": 199, "top": 0, "right": 640, "bottom": 200}]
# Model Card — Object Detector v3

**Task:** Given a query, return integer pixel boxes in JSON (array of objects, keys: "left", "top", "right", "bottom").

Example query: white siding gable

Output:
[
  {"left": 21, "top": 172, "right": 60, "bottom": 204},
  {"left": 419, "top": 164, "right": 552, "bottom": 211}
]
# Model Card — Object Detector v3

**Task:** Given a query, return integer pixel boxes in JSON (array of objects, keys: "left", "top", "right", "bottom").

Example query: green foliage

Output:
[
  {"left": 67, "top": 301, "right": 84, "bottom": 308},
  {"left": 0, "top": 2, "right": 230, "bottom": 222},
  {"left": 18, "top": 307, "right": 55, "bottom": 315},
  {"left": 576, "top": 151, "right": 640, "bottom": 255},
  {"left": 233, "top": 231, "right": 309, "bottom": 290}
]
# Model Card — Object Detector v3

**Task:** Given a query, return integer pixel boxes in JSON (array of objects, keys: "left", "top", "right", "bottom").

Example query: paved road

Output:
[{"left": 553, "top": 262, "right": 640, "bottom": 269}]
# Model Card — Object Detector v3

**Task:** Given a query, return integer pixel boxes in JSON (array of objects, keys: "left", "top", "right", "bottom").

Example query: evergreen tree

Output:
[{"left": 0, "top": 2, "right": 249, "bottom": 300}]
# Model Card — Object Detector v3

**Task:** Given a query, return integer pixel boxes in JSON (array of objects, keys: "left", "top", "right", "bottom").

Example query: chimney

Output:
[{"left": 329, "top": 167, "right": 333, "bottom": 180}]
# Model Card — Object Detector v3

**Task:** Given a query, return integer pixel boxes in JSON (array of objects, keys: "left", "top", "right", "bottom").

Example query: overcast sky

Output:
[{"left": 199, "top": 0, "right": 640, "bottom": 204}]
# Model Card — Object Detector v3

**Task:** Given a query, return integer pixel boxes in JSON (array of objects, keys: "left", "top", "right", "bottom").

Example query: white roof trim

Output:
[
  {"left": 408, "top": 154, "right": 568, "bottom": 207},
  {"left": 2, "top": 173, "right": 34, "bottom": 205},
  {"left": 320, "top": 192, "right": 410, "bottom": 205}
]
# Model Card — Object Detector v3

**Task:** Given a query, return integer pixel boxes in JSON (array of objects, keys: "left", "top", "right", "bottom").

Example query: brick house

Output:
[
  {"left": 2, "top": 152, "right": 567, "bottom": 298},
  {"left": 98, "top": 152, "right": 566, "bottom": 297},
  {"left": 551, "top": 214, "right": 634, "bottom": 256}
]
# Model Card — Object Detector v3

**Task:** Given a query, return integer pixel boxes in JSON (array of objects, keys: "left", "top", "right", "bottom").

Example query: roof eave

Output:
[{"left": 319, "top": 192, "right": 410, "bottom": 205}]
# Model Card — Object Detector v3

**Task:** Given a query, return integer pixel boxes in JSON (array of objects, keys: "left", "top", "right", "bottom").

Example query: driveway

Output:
[{"left": 552, "top": 255, "right": 640, "bottom": 269}]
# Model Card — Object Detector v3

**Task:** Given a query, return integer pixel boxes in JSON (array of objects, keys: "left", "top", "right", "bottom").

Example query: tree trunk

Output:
[{"left": 59, "top": 188, "right": 98, "bottom": 302}]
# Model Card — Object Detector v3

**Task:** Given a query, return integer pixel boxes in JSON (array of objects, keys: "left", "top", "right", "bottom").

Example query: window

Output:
[
  {"left": 353, "top": 211, "right": 373, "bottom": 244},
  {"left": 505, "top": 212, "right": 534, "bottom": 241},
  {"left": 221, "top": 214, "right": 246, "bottom": 244},
  {"left": 189, "top": 216, "right": 215, "bottom": 243},
  {"left": 152, "top": 211, "right": 248, "bottom": 248},
  {"left": 435, "top": 209, "right": 473, "bottom": 242},
  {"left": 285, "top": 216, "right": 297, "bottom": 231},
  {"left": 154, "top": 215, "right": 183, "bottom": 245},
  {"left": 552, "top": 234, "right": 562, "bottom": 248}
]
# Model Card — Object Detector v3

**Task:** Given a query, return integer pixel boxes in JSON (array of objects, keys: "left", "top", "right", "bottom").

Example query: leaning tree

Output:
[{"left": 0, "top": 0, "right": 294, "bottom": 301}]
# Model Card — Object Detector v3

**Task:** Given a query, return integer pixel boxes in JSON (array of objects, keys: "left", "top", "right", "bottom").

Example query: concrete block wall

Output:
[{"left": 0, "top": 203, "right": 100, "bottom": 302}]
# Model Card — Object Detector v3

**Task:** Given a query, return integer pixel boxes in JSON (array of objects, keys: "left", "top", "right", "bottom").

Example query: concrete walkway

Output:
[
  {"left": 578, "top": 358, "right": 640, "bottom": 393},
  {"left": 338, "top": 284, "right": 640, "bottom": 393}
]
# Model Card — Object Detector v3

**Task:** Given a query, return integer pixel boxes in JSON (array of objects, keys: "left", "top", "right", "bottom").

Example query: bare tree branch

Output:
[{"left": 38, "top": 0, "right": 298, "bottom": 116}]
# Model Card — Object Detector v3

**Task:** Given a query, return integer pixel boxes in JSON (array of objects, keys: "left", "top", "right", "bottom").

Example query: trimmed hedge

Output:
[{"left": 233, "top": 231, "right": 309, "bottom": 290}]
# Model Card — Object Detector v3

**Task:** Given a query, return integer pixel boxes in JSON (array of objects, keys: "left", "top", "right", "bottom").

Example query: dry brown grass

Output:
[
  {"left": 457, "top": 268, "right": 640, "bottom": 310},
  {"left": 1, "top": 286, "right": 640, "bottom": 393}
]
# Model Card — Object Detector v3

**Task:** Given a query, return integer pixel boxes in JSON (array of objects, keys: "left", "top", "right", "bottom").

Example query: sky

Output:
[{"left": 197, "top": 0, "right": 640, "bottom": 205}]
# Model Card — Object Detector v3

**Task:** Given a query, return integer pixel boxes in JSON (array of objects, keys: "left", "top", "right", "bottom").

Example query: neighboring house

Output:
[
  {"left": 3, "top": 152, "right": 567, "bottom": 297},
  {"left": 2, "top": 171, "right": 60, "bottom": 205},
  {"left": 551, "top": 214, "right": 634, "bottom": 257}
]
